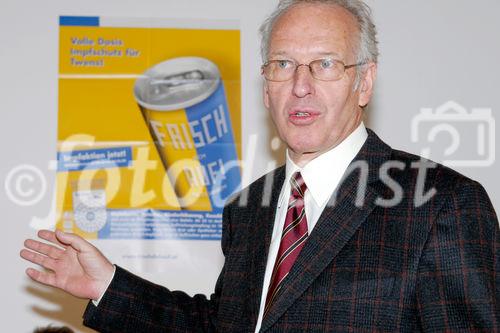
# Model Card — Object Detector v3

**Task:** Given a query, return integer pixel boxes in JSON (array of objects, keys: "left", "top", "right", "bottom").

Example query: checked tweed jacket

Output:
[{"left": 83, "top": 130, "right": 499, "bottom": 332}]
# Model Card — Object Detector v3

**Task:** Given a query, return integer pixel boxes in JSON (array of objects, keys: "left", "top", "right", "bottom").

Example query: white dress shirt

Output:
[{"left": 254, "top": 122, "right": 368, "bottom": 332}]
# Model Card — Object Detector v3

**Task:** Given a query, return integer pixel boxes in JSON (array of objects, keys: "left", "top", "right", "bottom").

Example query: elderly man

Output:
[{"left": 21, "top": 0, "right": 499, "bottom": 331}]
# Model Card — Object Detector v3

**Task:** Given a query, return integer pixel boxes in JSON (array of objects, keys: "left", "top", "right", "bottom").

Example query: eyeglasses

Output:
[{"left": 261, "top": 58, "right": 364, "bottom": 82}]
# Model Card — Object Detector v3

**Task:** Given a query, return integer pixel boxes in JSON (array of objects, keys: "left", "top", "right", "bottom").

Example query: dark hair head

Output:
[{"left": 33, "top": 325, "right": 75, "bottom": 333}]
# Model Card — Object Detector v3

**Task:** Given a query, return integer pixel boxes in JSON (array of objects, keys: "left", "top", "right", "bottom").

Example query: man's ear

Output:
[
  {"left": 263, "top": 80, "right": 271, "bottom": 109},
  {"left": 358, "top": 62, "right": 377, "bottom": 107}
]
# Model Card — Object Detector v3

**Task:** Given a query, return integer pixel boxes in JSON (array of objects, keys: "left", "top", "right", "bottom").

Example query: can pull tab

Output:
[{"left": 150, "top": 70, "right": 207, "bottom": 95}]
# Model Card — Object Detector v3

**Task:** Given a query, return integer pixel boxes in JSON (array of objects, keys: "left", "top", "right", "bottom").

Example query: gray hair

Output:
[{"left": 259, "top": 0, "right": 379, "bottom": 85}]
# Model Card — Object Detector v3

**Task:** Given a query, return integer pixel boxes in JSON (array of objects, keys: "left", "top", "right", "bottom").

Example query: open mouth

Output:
[
  {"left": 294, "top": 111, "right": 311, "bottom": 117},
  {"left": 288, "top": 109, "right": 319, "bottom": 124}
]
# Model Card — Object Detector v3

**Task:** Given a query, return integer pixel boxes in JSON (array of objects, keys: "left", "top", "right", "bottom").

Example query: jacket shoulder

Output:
[
  {"left": 388, "top": 148, "right": 481, "bottom": 198},
  {"left": 224, "top": 166, "right": 285, "bottom": 209}
]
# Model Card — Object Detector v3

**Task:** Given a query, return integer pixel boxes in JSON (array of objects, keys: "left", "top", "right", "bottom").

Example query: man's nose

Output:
[{"left": 292, "top": 64, "right": 315, "bottom": 98}]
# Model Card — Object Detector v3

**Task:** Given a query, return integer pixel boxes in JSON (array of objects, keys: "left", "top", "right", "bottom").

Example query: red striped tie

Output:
[{"left": 264, "top": 171, "right": 308, "bottom": 316}]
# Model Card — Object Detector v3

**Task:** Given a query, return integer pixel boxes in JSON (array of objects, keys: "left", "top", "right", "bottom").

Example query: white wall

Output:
[{"left": 1, "top": 0, "right": 498, "bottom": 332}]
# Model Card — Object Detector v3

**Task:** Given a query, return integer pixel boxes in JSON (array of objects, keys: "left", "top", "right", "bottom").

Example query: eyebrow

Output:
[{"left": 268, "top": 51, "right": 343, "bottom": 60}]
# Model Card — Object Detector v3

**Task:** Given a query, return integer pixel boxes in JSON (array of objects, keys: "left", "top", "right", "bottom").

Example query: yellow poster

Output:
[{"left": 56, "top": 16, "right": 241, "bottom": 241}]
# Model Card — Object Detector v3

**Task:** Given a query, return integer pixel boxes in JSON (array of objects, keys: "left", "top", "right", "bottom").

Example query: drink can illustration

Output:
[{"left": 134, "top": 57, "right": 241, "bottom": 212}]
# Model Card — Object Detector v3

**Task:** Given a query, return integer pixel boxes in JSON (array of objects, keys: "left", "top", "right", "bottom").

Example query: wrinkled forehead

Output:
[{"left": 269, "top": 3, "right": 359, "bottom": 61}]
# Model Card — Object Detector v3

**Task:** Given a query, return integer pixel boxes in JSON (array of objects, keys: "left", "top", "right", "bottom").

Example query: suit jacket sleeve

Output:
[
  {"left": 416, "top": 179, "right": 500, "bottom": 331},
  {"left": 82, "top": 203, "right": 234, "bottom": 333}
]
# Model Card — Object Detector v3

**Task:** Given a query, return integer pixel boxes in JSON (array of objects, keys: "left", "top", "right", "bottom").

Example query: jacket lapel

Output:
[
  {"left": 260, "top": 130, "right": 392, "bottom": 332},
  {"left": 248, "top": 166, "right": 286, "bottom": 328}
]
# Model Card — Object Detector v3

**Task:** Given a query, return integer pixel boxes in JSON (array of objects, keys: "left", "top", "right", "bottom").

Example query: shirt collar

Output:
[{"left": 284, "top": 122, "right": 368, "bottom": 207}]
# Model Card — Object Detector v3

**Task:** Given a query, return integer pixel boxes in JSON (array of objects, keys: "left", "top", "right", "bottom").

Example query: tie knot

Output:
[{"left": 290, "top": 172, "right": 307, "bottom": 199}]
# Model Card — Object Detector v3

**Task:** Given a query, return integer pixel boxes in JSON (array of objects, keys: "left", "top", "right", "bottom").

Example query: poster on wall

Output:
[{"left": 55, "top": 16, "right": 241, "bottom": 293}]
